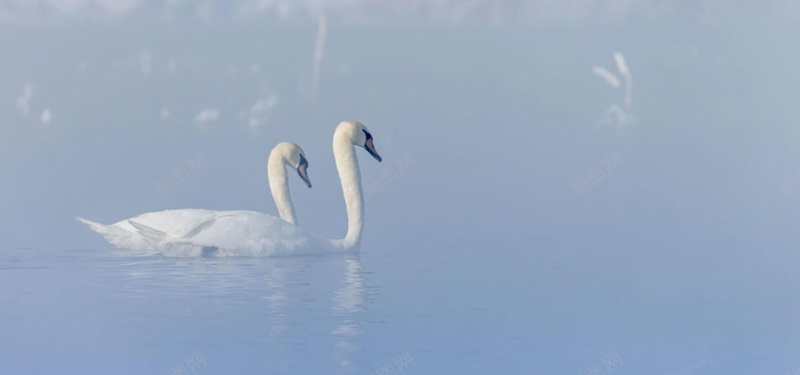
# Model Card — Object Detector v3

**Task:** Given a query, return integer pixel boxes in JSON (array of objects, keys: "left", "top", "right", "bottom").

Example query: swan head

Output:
[
  {"left": 336, "top": 121, "right": 382, "bottom": 162},
  {"left": 272, "top": 141, "right": 312, "bottom": 188}
]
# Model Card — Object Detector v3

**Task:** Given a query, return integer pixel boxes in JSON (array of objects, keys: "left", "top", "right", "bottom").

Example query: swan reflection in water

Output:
[
  {"left": 102, "top": 252, "right": 374, "bottom": 373},
  {"left": 332, "top": 255, "right": 368, "bottom": 373}
]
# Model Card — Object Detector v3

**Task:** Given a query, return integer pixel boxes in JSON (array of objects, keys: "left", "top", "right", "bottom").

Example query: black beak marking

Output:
[
  {"left": 296, "top": 154, "right": 312, "bottom": 188},
  {"left": 363, "top": 130, "right": 382, "bottom": 162}
]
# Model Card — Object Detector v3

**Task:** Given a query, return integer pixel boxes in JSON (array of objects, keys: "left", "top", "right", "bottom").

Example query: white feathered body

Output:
[
  {"left": 157, "top": 210, "right": 341, "bottom": 257},
  {"left": 80, "top": 209, "right": 343, "bottom": 257}
]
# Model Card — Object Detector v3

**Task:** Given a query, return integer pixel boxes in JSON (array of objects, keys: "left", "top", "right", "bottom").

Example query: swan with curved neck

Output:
[
  {"left": 131, "top": 121, "right": 382, "bottom": 257},
  {"left": 77, "top": 142, "right": 312, "bottom": 250},
  {"left": 330, "top": 120, "right": 381, "bottom": 250},
  {"left": 269, "top": 142, "right": 311, "bottom": 226}
]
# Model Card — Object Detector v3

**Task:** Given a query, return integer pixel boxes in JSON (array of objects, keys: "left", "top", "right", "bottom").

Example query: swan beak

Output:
[
  {"left": 297, "top": 163, "right": 312, "bottom": 188},
  {"left": 365, "top": 138, "right": 382, "bottom": 162}
]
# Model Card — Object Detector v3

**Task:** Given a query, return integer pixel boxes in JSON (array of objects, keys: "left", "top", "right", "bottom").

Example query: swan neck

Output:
[
  {"left": 268, "top": 152, "right": 297, "bottom": 225},
  {"left": 333, "top": 133, "right": 364, "bottom": 250}
]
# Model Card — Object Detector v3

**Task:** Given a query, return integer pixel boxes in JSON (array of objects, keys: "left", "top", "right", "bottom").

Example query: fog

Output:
[{"left": 2, "top": 2, "right": 800, "bottom": 374}]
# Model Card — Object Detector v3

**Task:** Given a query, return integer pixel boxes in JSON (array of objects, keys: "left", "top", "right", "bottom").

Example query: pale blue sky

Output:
[{"left": 1, "top": 2, "right": 800, "bottom": 374}]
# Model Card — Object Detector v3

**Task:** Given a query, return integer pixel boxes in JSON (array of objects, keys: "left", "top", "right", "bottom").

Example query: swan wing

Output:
[
  {"left": 145, "top": 210, "right": 334, "bottom": 257},
  {"left": 115, "top": 209, "right": 220, "bottom": 236},
  {"left": 79, "top": 209, "right": 220, "bottom": 250},
  {"left": 76, "top": 217, "right": 141, "bottom": 249}
]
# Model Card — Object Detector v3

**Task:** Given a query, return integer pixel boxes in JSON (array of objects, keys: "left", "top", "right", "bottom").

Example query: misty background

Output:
[{"left": 1, "top": 1, "right": 800, "bottom": 374}]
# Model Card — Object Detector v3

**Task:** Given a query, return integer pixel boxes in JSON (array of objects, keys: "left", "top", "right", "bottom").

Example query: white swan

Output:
[
  {"left": 77, "top": 142, "right": 312, "bottom": 250},
  {"left": 132, "top": 120, "right": 382, "bottom": 257},
  {"left": 268, "top": 142, "right": 312, "bottom": 226}
]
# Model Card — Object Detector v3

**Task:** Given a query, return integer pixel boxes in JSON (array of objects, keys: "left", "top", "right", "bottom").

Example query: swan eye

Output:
[
  {"left": 363, "top": 129, "right": 372, "bottom": 143},
  {"left": 299, "top": 154, "right": 308, "bottom": 168}
]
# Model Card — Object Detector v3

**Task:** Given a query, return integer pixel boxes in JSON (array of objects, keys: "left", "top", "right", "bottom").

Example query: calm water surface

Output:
[{"left": 2, "top": 237, "right": 797, "bottom": 374}]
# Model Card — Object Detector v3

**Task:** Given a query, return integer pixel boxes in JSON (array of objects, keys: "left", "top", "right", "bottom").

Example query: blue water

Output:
[
  {"left": 3, "top": 235, "right": 799, "bottom": 374},
  {"left": 3, "top": 17, "right": 800, "bottom": 375}
]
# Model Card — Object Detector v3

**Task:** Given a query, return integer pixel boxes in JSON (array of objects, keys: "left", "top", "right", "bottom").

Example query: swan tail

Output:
[
  {"left": 76, "top": 217, "right": 134, "bottom": 247},
  {"left": 76, "top": 217, "right": 105, "bottom": 232}
]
